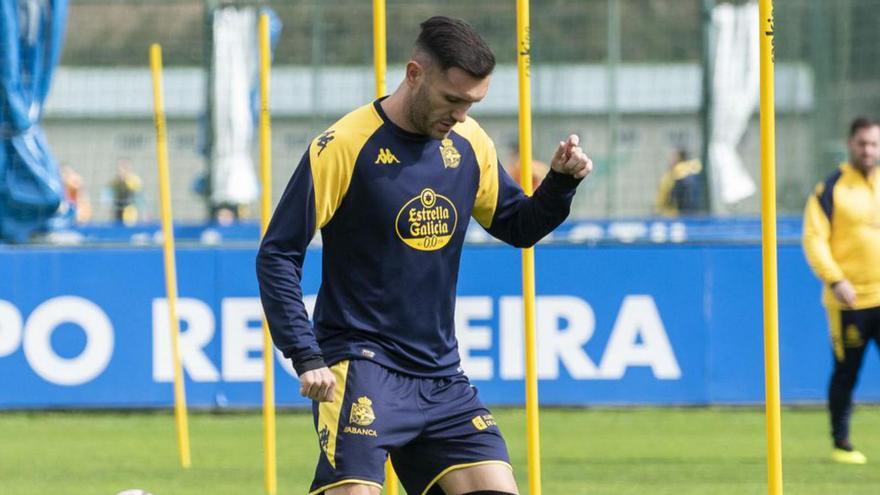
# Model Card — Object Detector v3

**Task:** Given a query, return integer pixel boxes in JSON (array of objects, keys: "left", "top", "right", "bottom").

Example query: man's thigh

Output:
[
  {"left": 391, "top": 375, "right": 513, "bottom": 494},
  {"left": 436, "top": 463, "right": 519, "bottom": 494},
  {"left": 829, "top": 308, "right": 871, "bottom": 368},
  {"left": 309, "top": 360, "right": 422, "bottom": 494}
]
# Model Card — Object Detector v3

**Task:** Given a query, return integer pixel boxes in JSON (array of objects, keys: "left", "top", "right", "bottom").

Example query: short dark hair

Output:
[
  {"left": 415, "top": 16, "right": 496, "bottom": 78},
  {"left": 849, "top": 117, "right": 880, "bottom": 137},
  {"left": 675, "top": 147, "right": 690, "bottom": 161}
]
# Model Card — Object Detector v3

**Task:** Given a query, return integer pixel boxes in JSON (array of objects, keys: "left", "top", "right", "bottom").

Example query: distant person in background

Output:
[
  {"left": 61, "top": 165, "right": 92, "bottom": 223},
  {"left": 802, "top": 117, "right": 880, "bottom": 465},
  {"left": 503, "top": 138, "right": 549, "bottom": 191},
  {"left": 655, "top": 148, "right": 703, "bottom": 216},
  {"left": 108, "top": 158, "right": 143, "bottom": 225}
]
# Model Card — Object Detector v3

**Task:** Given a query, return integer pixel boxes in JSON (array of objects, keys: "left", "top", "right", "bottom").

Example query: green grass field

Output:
[{"left": 2, "top": 407, "right": 880, "bottom": 494}]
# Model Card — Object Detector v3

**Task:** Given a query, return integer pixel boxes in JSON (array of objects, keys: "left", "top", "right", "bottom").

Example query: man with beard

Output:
[
  {"left": 257, "top": 16, "right": 592, "bottom": 494},
  {"left": 803, "top": 117, "right": 880, "bottom": 465}
]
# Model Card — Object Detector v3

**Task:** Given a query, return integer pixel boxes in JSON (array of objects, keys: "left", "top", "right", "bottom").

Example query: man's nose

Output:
[{"left": 452, "top": 108, "right": 468, "bottom": 123}]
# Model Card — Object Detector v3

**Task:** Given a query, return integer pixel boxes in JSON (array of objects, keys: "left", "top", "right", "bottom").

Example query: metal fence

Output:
[{"left": 39, "top": 0, "right": 880, "bottom": 224}]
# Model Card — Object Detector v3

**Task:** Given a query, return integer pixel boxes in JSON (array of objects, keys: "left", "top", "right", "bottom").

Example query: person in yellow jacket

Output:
[
  {"left": 655, "top": 148, "right": 703, "bottom": 216},
  {"left": 803, "top": 117, "right": 880, "bottom": 465}
]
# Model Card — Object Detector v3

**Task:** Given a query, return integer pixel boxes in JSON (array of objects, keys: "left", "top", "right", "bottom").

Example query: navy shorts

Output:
[{"left": 308, "top": 359, "right": 511, "bottom": 495}]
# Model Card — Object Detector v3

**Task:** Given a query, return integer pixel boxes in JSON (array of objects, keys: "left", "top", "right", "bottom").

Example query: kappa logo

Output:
[
  {"left": 316, "top": 130, "right": 336, "bottom": 156},
  {"left": 350, "top": 396, "right": 376, "bottom": 426},
  {"left": 439, "top": 138, "right": 461, "bottom": 168},
  {"left": 375, "top": 148, "right": 400, "bottom": 165}
]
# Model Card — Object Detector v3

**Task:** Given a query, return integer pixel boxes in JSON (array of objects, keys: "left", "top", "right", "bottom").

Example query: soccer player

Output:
[
  {"left": 257, "top": 16, "right": 592, "bottom": 494},
  {"left": 803, "top": 117, "right": 880, "bottom": 465}
]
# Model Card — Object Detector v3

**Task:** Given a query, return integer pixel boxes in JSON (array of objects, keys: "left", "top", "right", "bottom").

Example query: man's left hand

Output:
[{"left": 550, "top": 134, "right": 593, "bottom": 180}]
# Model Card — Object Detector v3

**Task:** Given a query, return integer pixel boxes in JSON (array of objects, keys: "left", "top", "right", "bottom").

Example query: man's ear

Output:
[{"left": 405, "top": 60, "right": 424, "bottom": 89}]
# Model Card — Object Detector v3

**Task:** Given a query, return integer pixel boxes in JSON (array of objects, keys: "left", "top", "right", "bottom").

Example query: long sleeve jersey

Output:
[
  {"left": 802, "top": 163, "right": 880, "bottom": 309},
  {"left": 257, "top": 99, "right": 580, "bottom": 377}
]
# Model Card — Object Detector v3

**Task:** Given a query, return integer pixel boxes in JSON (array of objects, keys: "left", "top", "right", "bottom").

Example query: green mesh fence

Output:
[{"left": 40, "top": 0, "right": 880, "bottom": 222}]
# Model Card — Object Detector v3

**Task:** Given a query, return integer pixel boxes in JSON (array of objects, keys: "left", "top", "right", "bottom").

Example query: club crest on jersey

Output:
[
  {"left": 350, "top": 396, "right": 376, "bottom": 426},
  {"left": 439, "top": 138, "right": 461, "bottom": 169},
  {"left": 395, "top": 188, "right": 458, "bottom": 251}
]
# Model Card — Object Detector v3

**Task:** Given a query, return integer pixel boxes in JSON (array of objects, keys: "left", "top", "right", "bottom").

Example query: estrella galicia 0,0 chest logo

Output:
[{"left": 395, "top": 188, "right": 458, "bottom": 251}]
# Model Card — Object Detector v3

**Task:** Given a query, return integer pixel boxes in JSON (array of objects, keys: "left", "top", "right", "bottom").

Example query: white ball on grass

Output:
[{"left": 116, "top": 490, "right": 153, "bottom": 495}]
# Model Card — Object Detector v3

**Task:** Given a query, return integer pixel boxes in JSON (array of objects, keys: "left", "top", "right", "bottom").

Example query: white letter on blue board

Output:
[
  {"left": 152, "top": 298, "right": 219, "bottom": 382},
  {"left": 599, "top": 295, "right": 681, "bottom": 379}
]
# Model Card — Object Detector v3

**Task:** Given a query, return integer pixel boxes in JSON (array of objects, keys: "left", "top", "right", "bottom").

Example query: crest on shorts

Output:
[
  {"left": 350, "top": 396, "right": 376, "bottom": 426},
  {"left": 845, "top": 324, "right": 863, "bottom": 347},
  {"left": 439, "top": 138, "right": 461, "bottom": 169},
  {"left": 472, "top": 415, "right": 488, "bottom": 431},
  {"left": 471, "top": 414, "right": 497, "bottom": 431}
]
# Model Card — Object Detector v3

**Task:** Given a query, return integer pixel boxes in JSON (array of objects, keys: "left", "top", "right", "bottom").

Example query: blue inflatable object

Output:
[{"left": 0, "top": 0, "right": 68, "bottom": 242}]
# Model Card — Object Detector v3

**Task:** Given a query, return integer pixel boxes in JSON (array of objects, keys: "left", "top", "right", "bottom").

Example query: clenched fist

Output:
[{"left": 299, "top": 367, "right": 336, "bottom": 402}]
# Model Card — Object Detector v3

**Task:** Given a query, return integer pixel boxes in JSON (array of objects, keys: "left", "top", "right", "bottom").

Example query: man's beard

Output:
[
  {"left": 852, "top": 155, "right": 877, "bottom": 171},
  {"left": 407, "top": 84, "right": 433, "bottom": 137}
]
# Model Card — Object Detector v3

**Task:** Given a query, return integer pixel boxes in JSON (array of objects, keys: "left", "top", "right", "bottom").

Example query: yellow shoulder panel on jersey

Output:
[
  {"left": 453, "top": 117, "right": 499, "bottom": 229},
  {"left": 309, "top": 103, "right": 384, "bottom": 229}
]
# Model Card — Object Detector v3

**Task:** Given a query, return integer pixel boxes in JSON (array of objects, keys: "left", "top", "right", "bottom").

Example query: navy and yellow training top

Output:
[
  {"left": 257, "top": 99, "right": 580, "bottom": 377},
  {"left": 803, "top": 162, "right": 880, "bottom": 309}
]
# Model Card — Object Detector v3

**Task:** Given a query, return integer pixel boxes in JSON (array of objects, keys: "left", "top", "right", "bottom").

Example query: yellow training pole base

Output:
[{"left": 385, "top": 460, "right": 398, "bottom": 495}]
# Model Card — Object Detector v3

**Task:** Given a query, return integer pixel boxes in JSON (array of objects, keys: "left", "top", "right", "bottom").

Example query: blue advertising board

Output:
[{"left": 0, "top": 243, "right": 877, "bottom": 408}]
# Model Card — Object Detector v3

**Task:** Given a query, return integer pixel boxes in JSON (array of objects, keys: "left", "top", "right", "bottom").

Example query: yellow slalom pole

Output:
[
  {"left": 384, "top": 462, "right": 398, "bottom": 495},
  {"left": 373, "top": 2, "right": 397, "bottom": 493},
  {"left": 758, "top": 1, "right": 783, "bottom": 494},
  {"left": 373, "top": 0, "right": 387, "bottom": 97},
  {"left": 149, "top": 43, "right": 191, "bottom": 470},
  {"left": 516, "top": 1, "right": 541, "bottom": 494},
  {"left": 257, "top": 14, "right": 278, "bottom": 495}
]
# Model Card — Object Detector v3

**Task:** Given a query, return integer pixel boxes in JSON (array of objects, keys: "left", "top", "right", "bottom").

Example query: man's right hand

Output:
[
  {"left": 832, "top": 279, "right": 857, "bottom": 307},
  {"left": 550, "top": 134, "right": 593, "bottom": 180},
  {"left": 299, "top": 367, "right": 336, "bottom": 402}
]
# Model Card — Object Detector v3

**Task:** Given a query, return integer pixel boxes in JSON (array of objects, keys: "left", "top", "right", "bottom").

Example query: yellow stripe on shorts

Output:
[{"left": 317, "top": 360, "right": 350, "bottom": 469}]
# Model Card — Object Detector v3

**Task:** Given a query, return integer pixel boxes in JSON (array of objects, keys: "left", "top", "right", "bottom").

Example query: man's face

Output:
[
  {"left": 848, "top": 125, "right": 880, "bottom": 172},
  {"left": 407, "top": 64, "right": 490, "bottom": 140}
]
